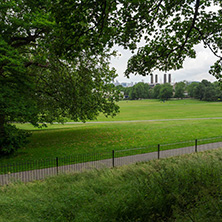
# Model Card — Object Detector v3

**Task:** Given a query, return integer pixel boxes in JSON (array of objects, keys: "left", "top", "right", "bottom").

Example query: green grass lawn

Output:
[
  {"left": 95, "top": 99, "right": 222, "bottom": 121},
  {"left": 1, "top": 99, "right": 222, "bottom": 165}
]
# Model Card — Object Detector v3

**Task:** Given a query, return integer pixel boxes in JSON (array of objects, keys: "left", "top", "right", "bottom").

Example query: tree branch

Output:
[
  {"left": 149, "top": 0, "right": 164, "bottom": 27},
  {"left": 194, "top": 26, "right": 222, "bottom": 60},
  {"left": 98, "top": 0, "right": 107, "bottom": 38},
  {"left": 178, "top": 0, "right": 200, "bottom": 53},
  {"left": 10, "top": 29, "right": 47, "bottom": 48},
  {"left": 159, "top": 0, "right": 200, "bottom": 61},
  {"left": 11, "top": 35, "right": 37, "bottom": 48},
  {"left": 25, "top": 61, "right": 50, "bottom": 68}
]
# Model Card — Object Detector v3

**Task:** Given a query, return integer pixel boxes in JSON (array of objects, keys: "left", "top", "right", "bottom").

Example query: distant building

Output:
[
  {"left": 186, "top": 81, "right": 200, "bottom": 85},
  {"left": 114, "top": 81, "right": 135, "bottom": 87}
]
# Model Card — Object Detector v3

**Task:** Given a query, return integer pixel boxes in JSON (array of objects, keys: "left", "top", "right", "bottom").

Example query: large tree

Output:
[
  {"left": 174, "top": 82, "right": 186, "bottom": 99},
  {"left": 158, "top": 83, "right": 173, "bottom": 101},
  {"left": 0, "top": 0, "right": 120, "bottom": 154},
  {"left": 2, "top": 0, "right": 222, "bottom": 154},
  {"left": 128, "top": 82, "right": 150, "bottom": 99},
  {"left": 54, "top": 0, "right": 222, "bottom": 78}
]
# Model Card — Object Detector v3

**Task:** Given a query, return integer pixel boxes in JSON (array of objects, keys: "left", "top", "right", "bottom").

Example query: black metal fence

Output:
[{"left": 1, "top": 136, "right": 222, "bottom": 186}]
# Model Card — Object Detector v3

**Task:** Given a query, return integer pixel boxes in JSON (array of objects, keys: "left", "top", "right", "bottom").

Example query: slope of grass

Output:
[
  {"left": 1, "top": 99, "right": 221, "bottom": 165},
  {"left": 1, "top": 149, "right": 222, "bottom": 221},
  {"left": 1, "top": 119, "right": 222, "bottom": 165},
  {"left": 15, "top": 99, "right": 222, "bottom": 128}
]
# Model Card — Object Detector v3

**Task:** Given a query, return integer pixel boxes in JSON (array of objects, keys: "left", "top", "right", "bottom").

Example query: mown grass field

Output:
[
  {"left": 96, "top": 99, "right": 222, "bottom": 121},
  {"left": 1, "top": 149, "right": 222, "bottom": 221},
  {"left": 1, "top": 99, "right": 222, "bottom": 165}
]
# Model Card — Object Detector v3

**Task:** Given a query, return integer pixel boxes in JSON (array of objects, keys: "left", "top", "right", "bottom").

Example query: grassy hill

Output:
[
  {"left": 1, "top": 148, "right": 222, "bottom": 221},
  {"left": 1, "top": 99, "right": 222, "bottom": 164},
  {"left": 16, "top": 99, "right": 222, "bottom": 125}
]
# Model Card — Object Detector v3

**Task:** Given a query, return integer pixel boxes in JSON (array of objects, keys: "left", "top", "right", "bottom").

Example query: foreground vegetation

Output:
[{"left": 1, "top": 149, "right": 222, "bottom": 221}]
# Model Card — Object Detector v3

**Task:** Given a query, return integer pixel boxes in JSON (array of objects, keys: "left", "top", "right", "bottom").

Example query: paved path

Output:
[
  {"left": 55, "top": 117, "right": 222, "bottom": 125},
  {"left": 1, "top": 141, "right": 222, "bottom": 186}
]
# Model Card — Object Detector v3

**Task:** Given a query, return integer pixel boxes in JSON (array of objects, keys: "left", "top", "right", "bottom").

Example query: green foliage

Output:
[
  {"left": 116, "top": 82, "right": 151, "bottom": 100},
  {"left": 153, "top": 84, "right": 161, "bottom": 99},
  {"left": 123, "top": 0, "right": 222, "bottom": 82},
  {"left": 128, "top": 82, "right": 150, "bottom": 100},
  {"left": 187, "top": 80, "right": 222, "bottom": 101},
  {"left": 0, "top": 0, "right": 121, "bottom": 154},
  {"left": 174, "top": 81, "right": 186, "bottom": 99},
  {"left": 186, "top": 82, "right": 199, "bottom": 98},
  {"left": 152, "top": 83, "right": 173, "bottom": 100},
  {"left": 2, "top": 149, "right": 222, "bottom": 221},
  {"left": 158, "top": 83, "right": 173, "bottom": 100},
  {"left": 119, "top": 82, "right": 171, "bottom": 100},
  {"left": 2, "top": 0, "right": 222, "bottom": 153},
  {"left": 0, "top": 124, "right": 30, "bottom": 155}
]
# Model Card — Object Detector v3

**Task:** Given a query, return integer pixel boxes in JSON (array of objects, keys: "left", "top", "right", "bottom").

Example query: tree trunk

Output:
[{"left": 0, "top": 113, "right": 5, "bottom": 153}]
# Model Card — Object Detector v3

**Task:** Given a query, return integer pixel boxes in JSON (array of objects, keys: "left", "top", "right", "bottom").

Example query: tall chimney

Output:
[
  {"left": 150, "top": 74, "right": 153, "bottom": 84},
  {"left": 164, "top": 74, "right": 167, "bottom": 84},
  {"left": 155, "top": 74, "right": 158, "bottom": 83},
  {"left": 168, "top": 74, "right": 171, "bottom": 83}
]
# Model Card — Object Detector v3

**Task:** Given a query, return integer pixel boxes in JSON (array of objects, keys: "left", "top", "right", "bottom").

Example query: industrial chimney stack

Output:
[
  {"left": 168, "top": 74, "right": 171, "bottom": 83},
  {"left": 150, "top": 74, "right": 153, "bottom": 84},
  {"left": 164, "top": 74, "right": 167, "bottom": 84}
]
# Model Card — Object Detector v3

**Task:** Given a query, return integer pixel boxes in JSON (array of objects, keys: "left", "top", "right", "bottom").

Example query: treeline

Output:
[
  {"left": 187, "top": 80, "right": 222, "bottom": 101},
  {"left": 116, "top": 80, "right": 222, "bottom": 101}
]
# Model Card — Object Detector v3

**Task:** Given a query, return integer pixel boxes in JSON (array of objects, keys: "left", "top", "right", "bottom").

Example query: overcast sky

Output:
[{"left": 110, "top": 43, "right": 218, "bottom": 84}]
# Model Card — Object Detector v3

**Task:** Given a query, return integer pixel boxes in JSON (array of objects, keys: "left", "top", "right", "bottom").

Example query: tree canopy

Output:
[
  {"left": 124, "top": 0, "right": 222, "bottom": 81},
  {"left": 128, "top": 82, "right": 150, "bottom": 100},
  {"left": 1, "top": 0, "right": 222, "bottom": 154},
  {"left": 158, "top": 84, "right": 173, "bottom": 101},
  {"left": 174, "top": 82, "right": 186, "bottom": 99},
  {"left": 0, "top": 0, "right": 120, "bottom": 154},
  {"left": 187, "top": 80, "right": 222, "bottom": 101},
  {"left": 50, "top": 0, "right": 222, "bottom": 80}
]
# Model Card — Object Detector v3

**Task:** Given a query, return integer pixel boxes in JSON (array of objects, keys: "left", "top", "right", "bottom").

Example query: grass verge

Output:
[{"left": 1, "top": 149, "right": 222, "bottom": 221}]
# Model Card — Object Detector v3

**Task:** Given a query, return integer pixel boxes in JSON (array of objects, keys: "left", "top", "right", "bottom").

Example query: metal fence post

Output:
[
  {"left": 158, "top": 144, "right": 160, "bottom": 159},
  {"left": 112, "top": 150, "right": 115, "bottom": 167},
  {"left": 195, "top": 139, "right": 198, "bottom": 152},
  {"left": 56, "top": 157, "right": 59, "bottom": 175}
]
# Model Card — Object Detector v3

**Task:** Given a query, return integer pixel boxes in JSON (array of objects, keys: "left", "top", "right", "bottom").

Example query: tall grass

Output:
[{"left": 1, "top": 149, "right": 222, "bottom": 221}]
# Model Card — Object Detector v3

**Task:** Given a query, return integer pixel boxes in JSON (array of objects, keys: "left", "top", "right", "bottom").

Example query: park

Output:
[
  {"left": 1, "top": 0, "right": 222, "bottom": 221},
  {"left": 1, "top": 98, "right": 222, "bottom": 221}
]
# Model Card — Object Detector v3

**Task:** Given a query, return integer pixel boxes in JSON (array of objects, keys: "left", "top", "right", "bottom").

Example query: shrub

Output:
[{"left": 0, "top": 124, "right": 30, "bottom": 155}]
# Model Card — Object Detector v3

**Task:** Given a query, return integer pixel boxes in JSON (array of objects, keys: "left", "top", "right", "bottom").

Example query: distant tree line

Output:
[
  {"left": 116, "top": 80, "right": 222, "bottom": 102},
  {"left": 187, "top": 80, "right": 222, "bottom": 101},
  {"left": 116, "top": 82, "right": 174, "bottom": 101}
]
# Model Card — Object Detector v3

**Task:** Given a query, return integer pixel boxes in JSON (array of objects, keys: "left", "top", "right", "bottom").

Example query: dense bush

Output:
[{"left": 0, "top": 124, "right": 30, "bottom": 155}]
